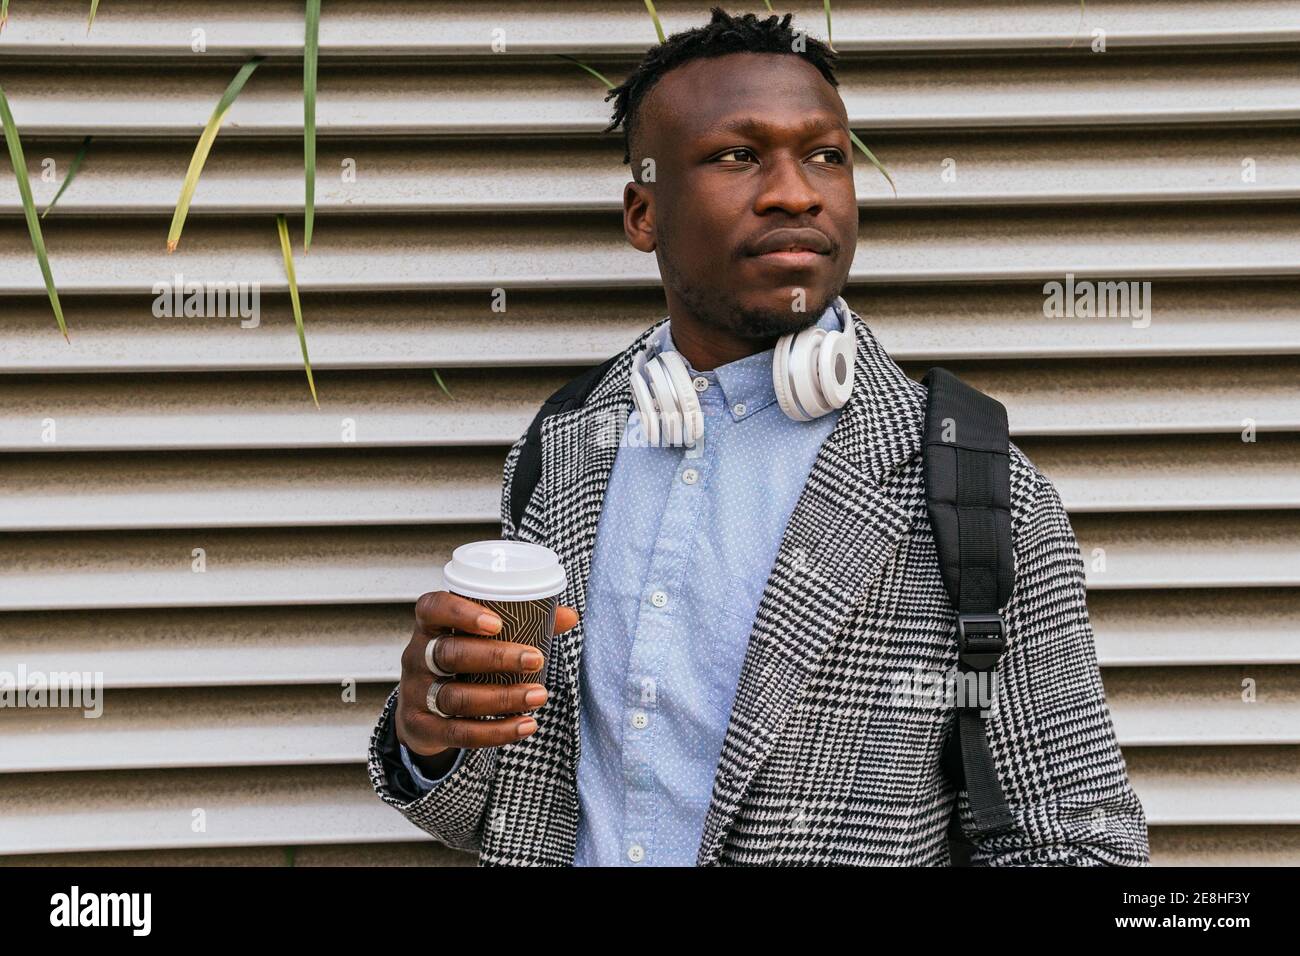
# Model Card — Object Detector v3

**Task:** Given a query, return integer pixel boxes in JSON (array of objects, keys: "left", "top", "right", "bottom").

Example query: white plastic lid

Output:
[{"left": 442, "top": 540, "right": 567, "bottom": 602}]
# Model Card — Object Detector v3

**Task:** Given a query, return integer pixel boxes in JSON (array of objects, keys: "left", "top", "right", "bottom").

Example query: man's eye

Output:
[
  {"left": 810, "top": 149, "right": 846, "bottom": 164},
  {"left": 715, "top": 148, "right": 756, "bottom": 162}
]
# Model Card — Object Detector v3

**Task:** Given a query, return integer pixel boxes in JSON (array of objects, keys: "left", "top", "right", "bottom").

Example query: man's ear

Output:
[{"left": 623, "top": 180, "right": 656, "bottom": 253}]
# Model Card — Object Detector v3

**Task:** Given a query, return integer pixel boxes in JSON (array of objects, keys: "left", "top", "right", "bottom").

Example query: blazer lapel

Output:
[{"left": 693, "top": 310, "right": 926, "bottom": 865}]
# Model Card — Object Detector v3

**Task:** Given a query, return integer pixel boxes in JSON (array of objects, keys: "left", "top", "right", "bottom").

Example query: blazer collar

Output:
[{"left": 538, "top": 297, "right": 926, "bottom": 864}]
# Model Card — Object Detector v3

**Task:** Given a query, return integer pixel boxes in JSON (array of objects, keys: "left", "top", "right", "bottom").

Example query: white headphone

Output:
[{"left": 630, "top": 297, "right": 856, "bottom": 447}]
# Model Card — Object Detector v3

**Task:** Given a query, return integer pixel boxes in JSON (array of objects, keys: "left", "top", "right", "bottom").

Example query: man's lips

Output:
[{"left": 746, "top": 227, "right": 832, "bottom": 269}]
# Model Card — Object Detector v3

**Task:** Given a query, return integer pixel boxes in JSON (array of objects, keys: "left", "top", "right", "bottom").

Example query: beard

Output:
[{"left": 660, "top": 249, "right": 843, "bottom": 341}]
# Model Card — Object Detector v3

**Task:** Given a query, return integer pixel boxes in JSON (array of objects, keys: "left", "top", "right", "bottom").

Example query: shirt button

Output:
[
  {"left": 627, "top": 844, "right": 645, "bottom": 863},
  {"left": 692, "top": 376, "right": 709, "bottom": 392},
  {"left": 682, "top": 468, "right": 698, "bottom": 485},
  {"left": 733, "top": 402, "right": 747, "bottom": 417},
  {"left": 631, "top": 710, "right": 649, "bottom": 729},
  {"left": 650, "top": 590, "right": 667, "bottom": 608}
]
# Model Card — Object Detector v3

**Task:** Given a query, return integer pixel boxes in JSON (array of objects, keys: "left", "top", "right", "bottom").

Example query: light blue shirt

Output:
[{"left": 401, "top": 301, "right": 847, "bottom": 866}]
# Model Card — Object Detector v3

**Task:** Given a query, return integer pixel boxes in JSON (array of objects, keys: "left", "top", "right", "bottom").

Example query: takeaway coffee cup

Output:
[{"left": 441, "top": 540, "right": 567, "bottom": 687}]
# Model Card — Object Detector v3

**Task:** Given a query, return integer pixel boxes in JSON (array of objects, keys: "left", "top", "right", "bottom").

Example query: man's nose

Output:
[{"left": 754, "top": 156, "right": 823, "bottom": 214}]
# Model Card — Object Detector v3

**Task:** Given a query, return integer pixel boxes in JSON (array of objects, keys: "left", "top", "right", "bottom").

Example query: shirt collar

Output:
[{"left": 646, "top": 298, "right": 847, "bottom": 421}]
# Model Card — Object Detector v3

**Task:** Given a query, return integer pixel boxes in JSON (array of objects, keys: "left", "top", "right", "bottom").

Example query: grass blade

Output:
[
  {"left": 432, "top": 368, "right": 452, "bottom": 398},
  {"left": 42, "top": 135, "right": 92, "bottom": 219},
  {"left": 0, "top": 1, "right": 8, "bottom": 33},
  {"left": 763, "top": 1, "right": 773, "bottom": 10},
  {"left": 848, "top": 129, "right": 897, "bottom": 197},
  {"left": 824, "top": 0, "right": 835, "bottom": 51},
  {"left": 554, "top": 53, "right": 615, "bottom": 90},
  {"left": 87, "top": 0, "right": 100, "bottom": 33},
  {"left": 304, "top": 0, "right": 320, "bottom": 251},
  {"left": 0, "top": 85, "right": 69, "bottom": 341},
  {"left": 168, "top": 56, "right": 264, "bottom": 253},
  {"left": 643, "top": 1, "right": 665, "bottom": 43},
  {"left": 276, "top": 215, "right": 318, "bottom": 407}
]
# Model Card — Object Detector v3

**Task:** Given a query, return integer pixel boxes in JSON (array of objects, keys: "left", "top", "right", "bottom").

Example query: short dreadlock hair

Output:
[{"left": 603, "top": 6, "right": 839, "bottom": 168}]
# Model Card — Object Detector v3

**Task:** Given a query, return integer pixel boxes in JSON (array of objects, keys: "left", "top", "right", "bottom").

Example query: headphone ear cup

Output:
[
  {"left": 772, "top": 309, "right": 857, "bottom": 422},
  {"left": 629, "top": 352, "right": 661, "bottom": 448},
  {"left": 817, "top": 323, "right": 855, "bottom": 410},
  {"left": 657, "top": 351, "right": 704, "bottom": 446},
  {"left": 788, "top": 326, "right": 834, "bottom": 421}
]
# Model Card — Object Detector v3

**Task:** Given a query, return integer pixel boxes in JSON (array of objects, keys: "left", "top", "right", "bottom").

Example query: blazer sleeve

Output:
[
  {"left": 959, "top": 464, "right": 1151, "bottom": 866},
  {"left": 363, "top": 432, "right": 532, "bottom": 853}
]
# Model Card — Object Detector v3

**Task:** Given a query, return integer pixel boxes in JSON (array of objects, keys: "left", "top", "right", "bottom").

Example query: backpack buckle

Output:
[{"left": 956, "top": 613, "right": 1005, "bottom": 672}]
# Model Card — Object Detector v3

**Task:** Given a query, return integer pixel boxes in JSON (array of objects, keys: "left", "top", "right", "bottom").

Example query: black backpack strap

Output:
[
  {"left": 921, "top": 367, "right": 1016, "bottom": 840},
  {"left": 508, "top": 353, "right": 622, "bottom": 534}
]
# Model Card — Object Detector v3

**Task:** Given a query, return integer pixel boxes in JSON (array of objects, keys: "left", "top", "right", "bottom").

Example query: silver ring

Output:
[
  {"left": 424, "top": 635, "right": 455, "bottom": 678},
  {"left": 426, "top": 677, "right": 453, "bottom": 718}
]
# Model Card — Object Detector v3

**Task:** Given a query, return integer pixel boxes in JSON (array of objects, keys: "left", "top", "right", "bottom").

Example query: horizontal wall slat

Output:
[
  {"left": 1149, "top": 826, "right": 1300, "bottom": 866},
  {"left": 3, "top": 669, "right": 1296, "bottom": 775},
  {"left": 1126, "top": 746, "right": 1300, "bottom": 825},
  {"left": 0, "top": 449, "right": 505, "bottom": 531},
  {"left": 1, "top": 0, "right": 1297, "bottom": 56},
  {"left": 1, "top": 685, "right": 395, "bottom": 773},
  {"left": 0, "top": 596, "right": 1291, "bottom": 703},
  {"left": 1, "top": 513, "right": 1297, "bottom": 611},
  {"left": 1088, "top": 590, "right": 1300, "bottom": 667},
  {"left": 3, "top": 128, "right": 1298, "bottom": 217},
  {"left": 0, "top": 766, "right": 426, "bottom": 855},
  {"left": 0, "top": 54, "right": 1297, "bottom": 140},
  {"left": 4, "top": 434, "right": 1296, "bottom": 533},
  {"left": 1106, "top": 667, "right": 1300, "bottom": 745},
  {"left": 1, "top": 590, "right": 1295, "bottom": 695},
  {"left": 1, "top": 205, "right": 1298, "bottom": 296},
  {"left": 1, "top": 357, "right": 1295, "bottom": 452},
  {"left": 2, "top": 281, "right": 1297, "bottom": 374},
  {"left": 1, "top": 749, "right": 1294, "bottom": 855}
]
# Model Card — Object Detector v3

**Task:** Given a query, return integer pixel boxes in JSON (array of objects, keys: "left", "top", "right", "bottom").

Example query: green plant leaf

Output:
[
  {"left": 1069, "top": 0, "right": 1087, "bottom": 48},
  {"left": 87, "top": 0, "right": 100, "bottom": 33},
  {"left": 763, "top": 1, "right": 774, "bottom": 10},
  {"left": 0, "top": 85, "right": 69, "bottom": 341},
  {"left": 643, "top": 0, "right": 665, "bottom": 43},
  {"left": 554, "top": 54, "right": 615, "bottom": 90},
  {"left": 432, "top": 368, "right": 452, "bottom": 398},
  {"left": 848, "top": 129, "right": 897, "bottom": 197},
  {"left": 168, "top": 56, "right": 264, "bottom": 253},
  {"left": 824, "top": 0, "right": 834, "bottom": 51},
  {"left": 304, "top": 0, "right": 320, "bottom": 251},
  {"left": 42, "top": 135, "right": 91, "bottom": 219},
  {"left": 0, "top": 1, "right": 8, "bottom": 34},
  {"left": 276, "top": 214, "right": 319, "bottom": 407}
]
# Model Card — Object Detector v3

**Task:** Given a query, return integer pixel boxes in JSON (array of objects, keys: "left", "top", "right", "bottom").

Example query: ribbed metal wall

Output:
[{"left": 1, "top": 1, "right": 1297, "bottom": 866}]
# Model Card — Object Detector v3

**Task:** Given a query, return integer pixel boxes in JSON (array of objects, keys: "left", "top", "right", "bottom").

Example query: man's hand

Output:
[{"left": 395, "top": 590, "right": 579, "bottom": 778}]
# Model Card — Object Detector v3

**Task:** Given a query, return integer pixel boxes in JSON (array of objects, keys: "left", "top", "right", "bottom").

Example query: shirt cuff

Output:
[{"left": 400, "top": 742, "right": 466, "bottom": 792}]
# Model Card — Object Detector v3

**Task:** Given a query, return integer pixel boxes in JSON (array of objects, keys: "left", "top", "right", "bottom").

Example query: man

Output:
[{"left": 367, "top": 8, "right": 1150, "bottom": 866}]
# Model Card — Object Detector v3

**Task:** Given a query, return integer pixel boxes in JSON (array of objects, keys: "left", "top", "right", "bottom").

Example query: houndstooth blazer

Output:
[{"left": 367, "top": 302, "right": 1150, "bottom": 866}]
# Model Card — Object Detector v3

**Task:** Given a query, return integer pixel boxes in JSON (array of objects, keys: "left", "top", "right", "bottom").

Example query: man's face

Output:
[{"left": 625, "top": 51, "right": 858, "bottom": 340}]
